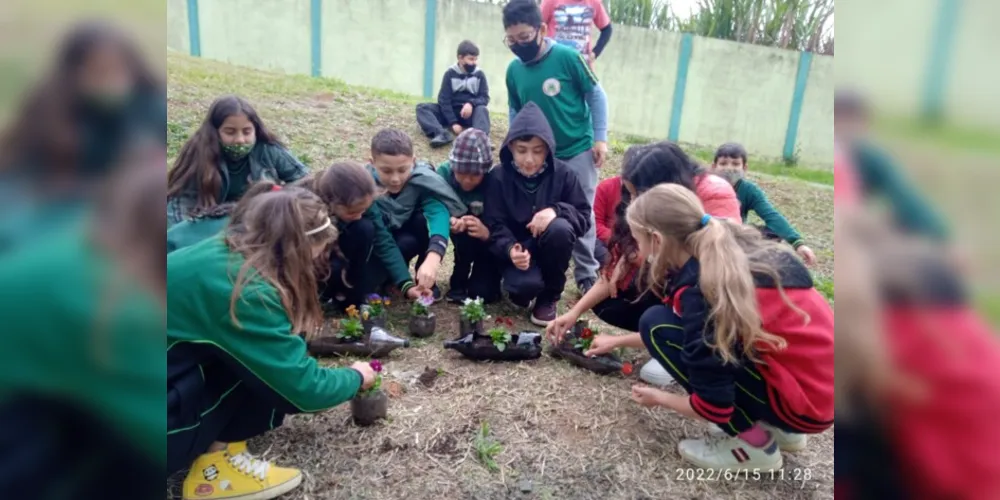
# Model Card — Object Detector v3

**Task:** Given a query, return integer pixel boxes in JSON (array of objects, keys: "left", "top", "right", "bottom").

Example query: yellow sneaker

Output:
[{"left": 181, "top": 445, "right": 302, "bottom": 500}]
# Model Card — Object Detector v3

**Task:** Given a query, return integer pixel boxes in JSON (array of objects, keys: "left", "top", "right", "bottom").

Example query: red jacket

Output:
[
  {"left": 594, "top": 174, "right": 741, "bottom": 245},
  {"left": 663, "top": 253, "right": 834, "bottom": 433}
]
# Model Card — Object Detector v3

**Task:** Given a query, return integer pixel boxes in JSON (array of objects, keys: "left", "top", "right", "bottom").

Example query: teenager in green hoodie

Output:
[
  {"left": 168, "top": 183, "right": 376, "bottom": 500},
  {"left": 166, "top": 95, "right": 308, "bottom": 228},
  {"left": 367, "top": 128, "right": 468, "bottom": 300}
]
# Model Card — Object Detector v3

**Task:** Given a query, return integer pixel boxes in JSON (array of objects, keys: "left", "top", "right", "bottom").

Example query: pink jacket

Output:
[{"left": 694, "top": 173, "right": 741, "bottom": 221}]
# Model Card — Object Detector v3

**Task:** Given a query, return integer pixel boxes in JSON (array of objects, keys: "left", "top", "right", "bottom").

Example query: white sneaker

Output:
[
  {"left": 678, "top": 434, "right": 783, "bottom": 472},
  {"left": 639, "top": 359, "right": 675, "bottom": 386},
  {"left": 707, "top": 422, "right": 808, "bottom": 452}
]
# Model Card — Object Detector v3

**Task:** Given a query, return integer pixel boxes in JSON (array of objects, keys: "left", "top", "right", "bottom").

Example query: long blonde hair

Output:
[
  {"left": 626, "top": 183, "right": 797, "bottom": 364},
  {"left": 225, "top": 183, "right": 338, "bottom": 337}
]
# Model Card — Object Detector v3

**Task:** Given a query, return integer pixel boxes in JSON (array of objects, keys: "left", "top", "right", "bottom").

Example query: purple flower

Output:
[
  {"left": 417, "top": 295, "right": 434, "bottom": 307},
  {"left": 370, "top": 359, "right": 383, "bottom": 373}
]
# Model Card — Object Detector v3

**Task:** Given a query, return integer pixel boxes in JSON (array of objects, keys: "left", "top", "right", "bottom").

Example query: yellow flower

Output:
[
  {"left": 362, "top": 310, "right": 370, "bottom": 320},
  {"left": 370, "top": 298, "right": 382, "bottom": 305},
  {"left": 346, "top": 305, "right": 358, "bottom": 318},
  {"left": 384, "top": 299, "right": 392, "bottom": 306}
]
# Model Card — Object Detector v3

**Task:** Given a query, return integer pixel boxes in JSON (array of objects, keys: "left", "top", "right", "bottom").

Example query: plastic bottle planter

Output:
[
  {"left": 444, "top": 332, "right": 543, "bottom": 362},
  {"left": 549, "top": 321, "right": 624, "bottom": 375},
  {"left": 362, "top": 314, "right": 387, "bottom": 335},
  {"left": 307, "top": 327, "right": 410, "bottom": 358},
  {"left": 408, "top": 313, "right": 436, "bottom": 338},
  {"left": 459, "top": 318, "right": 484, "bottom": 338},
  {"left": 351, "top": 390, "right": 388, "bottom": 426}
]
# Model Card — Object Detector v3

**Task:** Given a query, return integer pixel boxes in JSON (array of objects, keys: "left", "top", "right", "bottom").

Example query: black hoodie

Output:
[{"left": 483, "top": 102, "right": 591, "bottom": 262}]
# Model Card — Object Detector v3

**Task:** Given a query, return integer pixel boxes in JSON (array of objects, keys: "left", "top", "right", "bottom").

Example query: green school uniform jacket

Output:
[
  {"left": 166, "top": 216, "right": 230, "bottom": 254},
  {"left": 167, "top": 237, "right": 362, "bottom": 420},
  {"left": 0, "top": 219, "right": 166, "bottom": 464},
  {"left": 436, "top": 161, "right": 490, "bottom": 209},
  {"left": 734, "top": 179, "right": 804, "bottom": 248},
  {"left": 166, "top": 143, "right": 309, "bottom": 228},
  {"left": 506, "top": 42, "right": 597, "bottom": 159}
]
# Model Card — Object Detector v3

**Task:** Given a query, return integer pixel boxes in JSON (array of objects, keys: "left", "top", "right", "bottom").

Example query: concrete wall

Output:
[{"left": 168, "top": 0, "right": 835, "bottom": 165}]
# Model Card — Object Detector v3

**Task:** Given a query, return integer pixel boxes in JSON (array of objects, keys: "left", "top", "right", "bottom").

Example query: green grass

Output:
[
  {"left": 813, "top": 276, "right": 834, "bottom": 303},
  {"left": 473, "top": 422, "right": 503, "bottom": 473},
  {"left": 875, "top": 114, "right": 1000, "bottom": 156}
]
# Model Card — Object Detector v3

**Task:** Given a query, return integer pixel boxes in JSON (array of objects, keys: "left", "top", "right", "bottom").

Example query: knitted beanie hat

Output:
[{"left": 448, "top": 128, "right": 493, "bottom": 175}]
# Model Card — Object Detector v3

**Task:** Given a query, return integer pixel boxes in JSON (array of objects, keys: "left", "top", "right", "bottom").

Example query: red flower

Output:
[
  {"left": 505, "top": 317, "right": 514, "bottom": 327},
  {"left": 495, "top": 317, "right": 504, "bottom": 325},
  {"left": 621, "top": 362, "right": 634, "bottom": 376},
  {"left": 581, "top": 328, "right": 593, "bottom": 339}
]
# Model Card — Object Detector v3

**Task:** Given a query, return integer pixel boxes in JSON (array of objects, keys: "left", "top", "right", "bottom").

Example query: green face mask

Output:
[{"left": 221, "top": 142, "right": 254, "bottom": 161}]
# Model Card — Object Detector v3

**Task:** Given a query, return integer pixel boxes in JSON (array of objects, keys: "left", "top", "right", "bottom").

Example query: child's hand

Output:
[
  {"left": 593, "top": 141, "right": 608, "bottom": 168},
  {"left": 796, "top": 245, "right": 817, "bottom": 266},
  {"left": 608, "top": 257, "right": 629, "bottom": 298},
  {"left": 582, "top": 333, "right": 617, "bottom": 357},
  {"left": 545, "top": 312, "right": 579, "bottom": 345},
  {"left": 352, "top": 361, "right": 377, "bottom": 390},
  {"left": 450, "top": 216, "right": 466, "bottom": 233},
  {"left": 509, "top": 244, "right": 531, "bottom": 270},
  {"left": 630, "top": 384, "right": 670, "bottom": 408},
  {"left": 405, "top": 285, "right": 425, "bottom": 300},
  {"left": 416, "top": 253, "right": 442, "bottom": 290},
  {"left": 462, "top": 216, "right": 490, "bottom": 240},
  {"left": 527, "top": 208, "right": 557, "bottom": 238},
  {"left": 461, "top": 103, "right": 473, "bottom": 119},
  {"left": 452, "top": 124, "right": 463, "bottom": 135}
]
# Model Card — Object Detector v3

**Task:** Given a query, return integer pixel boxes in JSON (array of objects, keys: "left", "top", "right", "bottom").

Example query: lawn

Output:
[{"left": 167, "top": 53, "right": 834, "bottom": 500}]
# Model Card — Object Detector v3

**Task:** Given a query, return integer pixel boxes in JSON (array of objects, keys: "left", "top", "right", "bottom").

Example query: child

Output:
[
  {"left": 415, "top": 40, "right": 491, "bottom": 148},
  {"left": 166, "top": 202, "right": 237, "bottom": 254},
  {"left": 299, "top": 161, "right": 422, "bottom": 307},
  {"left": 574, "top": 183, "right": 834, "bottom": 471},
  {"left": 711, "top": 142, "right": 817, "bottom": 266},
  {"left": 483, "top": 102, "right": 590, "bottom": 326},
  {"left": 503, "top": 0, "right": 609, "bottom": 294},
  {"left": 367, "top": 128, "right": 467, "bottom": 299},
  {"left": 166, "top": 95, "right": 308, "bottom": 227},
  {"left": 540, "top": 0, "right": 613, "bottom": 68},
  {"left": 548, "top": 141, "right": 740, "bottom": 387},
  {"left": 436, "top": 129, "right": 501, "bottom": 304},
  {"left": 167, "top": 183, "right": 376, "bottom": 499}
]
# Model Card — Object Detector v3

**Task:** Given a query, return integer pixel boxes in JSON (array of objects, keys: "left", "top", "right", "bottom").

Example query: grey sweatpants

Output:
[{"left": 562, "top": 149, "right": 599, "bottom": 285}]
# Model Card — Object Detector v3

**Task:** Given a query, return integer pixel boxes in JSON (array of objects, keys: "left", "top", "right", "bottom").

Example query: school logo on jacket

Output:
[{"left": 542, "top": 78, "right": 561, "bottom": 97}]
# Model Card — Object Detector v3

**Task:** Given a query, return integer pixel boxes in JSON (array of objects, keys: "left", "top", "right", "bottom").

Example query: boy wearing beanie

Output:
[{"left": 437, "top": 129, "right": 501, "bottom": 304}]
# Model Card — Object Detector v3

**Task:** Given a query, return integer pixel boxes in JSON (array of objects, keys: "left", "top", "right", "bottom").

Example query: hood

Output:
[{"left": 500, "top": 102, "right": 556, "bottom": 171}]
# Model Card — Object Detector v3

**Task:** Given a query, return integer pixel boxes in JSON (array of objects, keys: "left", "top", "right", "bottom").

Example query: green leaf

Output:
[{"left": 495, "top": 342, "right": 506, "bottom": 352}]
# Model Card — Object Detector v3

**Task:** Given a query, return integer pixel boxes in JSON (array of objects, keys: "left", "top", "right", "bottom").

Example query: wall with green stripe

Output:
[{"left": 166, "top": 0, "right": 834, "bottom": 165}]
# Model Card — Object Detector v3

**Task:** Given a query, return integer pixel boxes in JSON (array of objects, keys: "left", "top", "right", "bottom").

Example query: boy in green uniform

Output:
[
  {"left": 436, "top": 129, "right": 501, "bottom": 304},
  {"left": 710, "top": 142, "right": 817, "bottom": 266},
  {"left": 502, "top": 0, "right": 609, "bottom": 294}
]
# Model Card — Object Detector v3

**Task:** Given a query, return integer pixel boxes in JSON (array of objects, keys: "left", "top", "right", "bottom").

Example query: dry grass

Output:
[{"left": 167, "top": 53, "right": 834, "bottom": 499}]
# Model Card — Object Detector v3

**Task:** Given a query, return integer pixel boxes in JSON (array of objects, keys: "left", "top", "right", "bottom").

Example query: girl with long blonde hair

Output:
[{"left": 581, "top": 183, "right": 834, "bottom": 472}]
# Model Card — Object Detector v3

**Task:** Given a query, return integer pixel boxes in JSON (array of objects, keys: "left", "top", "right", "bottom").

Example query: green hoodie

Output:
[{"left": 167, "top": 237, "right": 362, "bottom": 416}]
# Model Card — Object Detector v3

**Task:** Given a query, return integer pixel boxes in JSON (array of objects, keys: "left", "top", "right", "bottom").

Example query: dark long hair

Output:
[
  {"left": 604, "top": 141, "right": 703, "bottom": 283},
  {"left": 0, "top": 20, "right": 164, "bottom": 174},
  {"left": 166, "top": 95, "right": 283, "bottom": 217}
]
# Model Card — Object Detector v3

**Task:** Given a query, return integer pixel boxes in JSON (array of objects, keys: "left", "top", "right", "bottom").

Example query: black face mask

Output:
[
  {"left": 463, "top": 63, "right": 477, "bottom": 73},
  {"left": 510, "top": 38, "right": 542, "bottom": 62}
]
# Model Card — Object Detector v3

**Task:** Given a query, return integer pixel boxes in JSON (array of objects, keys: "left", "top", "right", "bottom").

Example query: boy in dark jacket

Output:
[
  {"left": 437, "top": 129, "right": 501, "bottom": 304},
  {"left": 416, "top": 40, "right": 491, "bottom": 148},
  {"left": 484, "top": 102, "right": 590, "bottom": 326}
]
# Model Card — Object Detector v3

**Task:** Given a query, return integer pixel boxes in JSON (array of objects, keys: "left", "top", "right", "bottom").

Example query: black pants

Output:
[
  {"left": 167, "top": 380, "right": 285, "bottom": 475},
  {"left": 394, "top": 212, "right": 430, "bottom": 270},
  {"left": 502, "top": 218, "right": 576, "bottom": 305},
  {"left": 450, "top": 231, "right": 501, "bottom": 303},
  {"left": 321, "top": 218, "right": 376, "bottom": 308},
  {"left": 416, "top": 102, "right": 490, "bottom": 137},
  {"left": 638, "top": 304, "right": 799, "bottom": 437},
  {"left": 593, "top": 285, "right": 662, "bottom": 332}
]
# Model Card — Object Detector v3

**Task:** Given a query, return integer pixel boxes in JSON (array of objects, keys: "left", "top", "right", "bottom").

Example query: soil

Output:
[{"left": 351, "top": 390, "right": 389, "bottom": 426}]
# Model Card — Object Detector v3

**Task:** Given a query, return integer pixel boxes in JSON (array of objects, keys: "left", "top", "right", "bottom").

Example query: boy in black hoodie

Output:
[
  {"left": 416, "top": 40, "right": 491, "bottom": 148},
  {"left": 484, "top": 102, "right": 590, "bottom": 326}
]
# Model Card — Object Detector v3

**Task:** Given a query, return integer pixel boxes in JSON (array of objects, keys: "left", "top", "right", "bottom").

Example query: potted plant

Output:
[
  {"left": 306, "top": 305, "right": 407, "bottom": 357},
  {"left": 549, "top": 319, "right": 625, "bottom": 375},
  {"left": 361, "top": 294, "right": 389, "bottom": 333},
  {"left": 444, "top": 316, "right": 543, "bottom": 362},
  {"left": 459, "top": 297, "right": 486, "bottom": 337},
  {"left": 351, "top": 359, "right": 388, "bottom": 426},
  {"left": 408, "top": 295, "right": 436, "bottom": 338}
]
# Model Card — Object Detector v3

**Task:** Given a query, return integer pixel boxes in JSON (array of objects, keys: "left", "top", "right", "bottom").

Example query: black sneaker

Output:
[
  {"left": 446, "top": 288, "right": 468, "bottom": 304},
  {"left": 429, "top": 132, "right": 453, "bottom": 148},
  {"left": 577, "top": 278, "right": 596, "bottom": 296},
  {"left": 431, "top": 284, "right": 443, "bottom": 302},
  {"left": 530, "top": 300, "right": 558, "bottom": 327}
]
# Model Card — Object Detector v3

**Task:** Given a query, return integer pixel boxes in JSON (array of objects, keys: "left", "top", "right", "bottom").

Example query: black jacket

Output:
[
  {"left": 437, "top": 64, "right": 490, "bottom": 125},
  {"left": 483, "top": 102, "right": 590, "bottom": 261}
]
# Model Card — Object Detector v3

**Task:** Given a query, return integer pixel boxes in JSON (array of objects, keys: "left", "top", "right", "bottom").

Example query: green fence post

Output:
[
  {"left": 783, "top": 51, "right": 813, "bottom": 163},
  {"left": 186, "top": 0, "right": 201, "bottom": 57},
  {"left": 311, "top": 0, "right": 322, "bottom": 77},
  {"left": 922, "top": 0, "right": 960, "bottom": 121},
  {"left": 668, "top": 33, "right": 693, "bottom": 142},
  {"left": 423, "top": 0, "right": 439, "bottom": 98}
]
